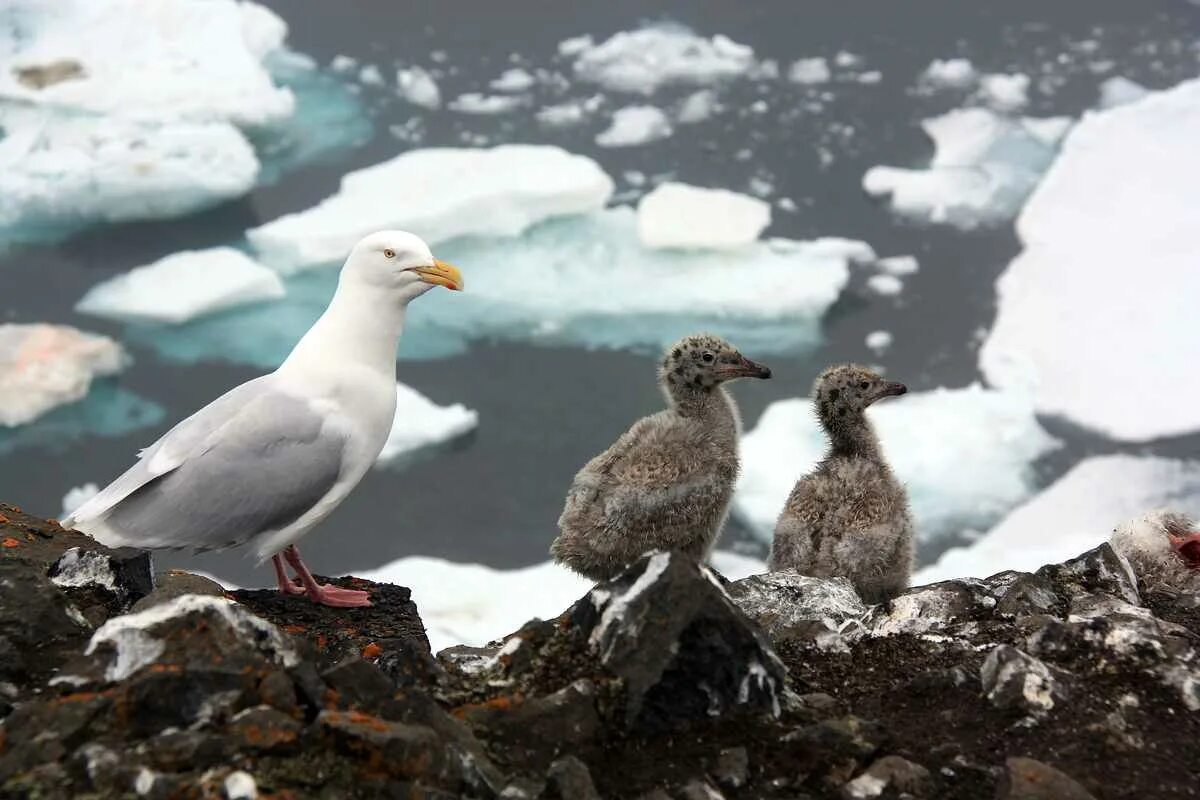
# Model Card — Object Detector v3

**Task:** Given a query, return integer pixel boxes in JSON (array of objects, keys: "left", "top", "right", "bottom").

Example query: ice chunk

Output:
[
  {"left": 876, "top": 255, "right": 919, "bottom": 275},
  {"left": 536, "top": 95, "right": 603, "bottom": 128},
  {"left": 357, "top": 64, "right": 384, "bottom": 86},
  {"left": 557, "top": 35, "right": 594, "bottom": 57},
  {"left": 1097, "top": 76, "right": 1150, "bottom": 109},
  {"left": 676, "top": 90, "right": 719, "bottom": 124},
  {"left": 734, "top": 384, "right": 1061, "bottom": 548},
  {"left": 396, "top": 66, "right": 441, "bottom": 109},
  {"left": 856, "top": 71, "right": 883, "bottom": 85},
  {"left": 866, "top": 274, "right": 903, "bottom": 296},
  {"left": 490, "top": 68, "right": 536, "bottom": 92},
  {"left": 61, "top": 483, "right": 100, "bottom": 519},
  {"left": 916, "top": 456, "right": 1200, "bottom": 582},
  {"left": 788, "top": 57, "right": 831, "bottom": 85},
  {"left": 247, "top": 145, "right": 615, "bottom": 272},
  {"left": 572, "top": 25, "right": 756, "bottom": 94},
  {"left": 0, "top": 324, "right": 128, "bottom": 427},
  {"left": 834, "top": 51, "right": 862, "bottom": 68},
  {"left": 76, "top": 248, "right": 285, "bottom": 325},
  {"left": 595, "top": 105, "right": 673, "bottom": 147},
  {"left": 980, "top": 78, "right": 1200, "bottom": 441},
  {"left": 865, "top": 330, "right": 893, "bottom": 354},
  {"left": 448, "top": 93, "right": 525, "bottom": 114},
  {"left": 330, "top": 55, "right": 357, "bottom": 73},
  {"left": 0, "top": 107, "right": 260, "bottom": 244},
  {"left": 921, "top": 58, "right": 977, "bottom": 90},
  {"left": 978, "top": 73, "right": 1030, "bottom": 112},
  {"left": 0, "top": 382, "right": 164, "bottom": 458},
  {"left": 863, "top": 107, "right": 1071, "bottom": 228},
  {"left": 358, "top": 550, "right": 760, "bottom": 652},
  {"left": 375, "top": 383, "right": 479, "bottom": 467},
  {"left": 636, "top": 182, "right": 771, "bottom": 250}
]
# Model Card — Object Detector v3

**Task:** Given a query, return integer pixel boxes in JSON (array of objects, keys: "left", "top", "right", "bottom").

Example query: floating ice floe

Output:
[
  {"left": 396, "top": 66, "right": 441, "bottom": 109},
  {"left": 571, "top": 25, "right": 756, "bottom": 94},
  {"left": 375, "top": 383, "right": 478, "bottom": 467},
  {"left": 676, "top": 90, "right": 719, "bottom": 124},
  {"left": 980, "top": 77, "right": 1200, "bottom": 442},
  {"left": 0, "top": 0, "right": 365, "bottom": 246},
  {"left": 490, "top": 68, "right": 536, "bottom": 92},
  {"left": 536, "top": 95, "right": 603, "bottom": 128},
  {"left": 636, "top": 183, "right": 771, "bottom": 250},
  {"left": 595, "top": 105, "right": 673, "bottom": 147},
  {"left": 448, "top": 93, "right": 525, "bottom": 115},
  {"left": 921, "top": 58, "right": 977, "bottom": 90},
  {"left": 76, "top": 248, "right": 285, "bottom": 325},
  {"left": 734, "top": 384, "right": 1061, "bottom": 549},
  {"left": 0, "top": 324, "right": 128, "bottom": 427},
  {"left": 866, "top": 274, "right": 903, "bottom": 296},
  {"left": 916, "top": 455, "right": 1200, "bottom": 582},
  {"left": 865, "top": 330, "right": 893, "bottom": 355},
  {"left": 357, "top": 64, "right": 384, "bottom": 86},
  {"left": 788, "top": 58, "right": 831, "bottom": 85},
  {"left": 876, "top": 255, "right": 919, "bottom": 276},
  {"left": 357, "top": 550, "right": 765, "bottom": 652},
  {"left": 978, "top": 72, "right": 1030, "bottom": 112},
  {"left": 862, "top": 107, "right": 1072, "bottom": 228},
  {"left": 247, "top": 145, "right": 615, "bottom": 272},
  {"left": 1097, "top": 76, "right": 1150, "bottom": 109}
]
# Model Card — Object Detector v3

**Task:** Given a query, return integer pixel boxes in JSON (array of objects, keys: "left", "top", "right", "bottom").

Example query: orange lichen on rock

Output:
[
  {"left": 451, "top": 694, "right": 525, "bottom": 719},
  {"left": 361, "top": 642, "right": 382, "bottom": 659},
  {"left": 2, "top": 537, "right": 21, "bottom": 548}
]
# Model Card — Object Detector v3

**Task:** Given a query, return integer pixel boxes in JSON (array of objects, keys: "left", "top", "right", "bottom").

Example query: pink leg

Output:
[
  {"left": 281, "top": 545, "right": 371, "bottom": 607},
  {"left": 272, "top": 554, "right": 305, "bottom": 595},
  {"left": 1170, "top": 533, "right": 1200, "bottom": 569}
]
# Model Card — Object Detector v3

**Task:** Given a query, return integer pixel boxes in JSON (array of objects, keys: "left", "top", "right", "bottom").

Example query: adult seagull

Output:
[{"left": 63, "top": 231, "right": 463, "bottom": 607}]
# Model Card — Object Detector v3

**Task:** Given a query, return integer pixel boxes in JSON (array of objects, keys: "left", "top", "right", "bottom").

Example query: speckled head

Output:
[
  {"left": 813, "top": 364, "right": 906, "bottom": 425},
  {"left": 660, "top": 334, "right": 771, "bottom": 398}
]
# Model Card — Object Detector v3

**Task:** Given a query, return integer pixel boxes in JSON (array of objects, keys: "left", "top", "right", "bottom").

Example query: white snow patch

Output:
[
  {"left": 49, "top": 547, "right": 118, "bottom": 592},
  {"left": 788, "top": 57, "right": 831, "bottom": 85},
  {"left": 590, "top": 551, "right": 673, "bottom": 653},
  {"left": 595, "top": 105, "right": 673, "bottom": 147},
  {"left": 396, "top": 66, "right": 441, "bottom": 109},
  {"left": 223, "top": 771, "right": 258, "bottom": 800},
  {"left": 979, "top": 77, "right": 1200, "bottom": 441},
  {"left": 921, "top": 58, "right": 977, "bottom": 90},
  {"left": 572, "top": 25, "right": 756, "bottom": 94},
  {"left": 247, "top": 145, "right": 614, "bottom": 272},
  {"left": 375, "top": 383, "right": 478, "bottom": 466},
  {"left": 0, "top": 324, "right": 127, "bottom": 427},
  {"left": 978, "top": 73, "right": 1031, "bottom": 112},
  {"left": 735, "top": 384, "right": 1061, "bottom": 546},
  {"left": 863, "top": 107, "right": 1071, "bottom": 228},
  {"left": 917, "top": 456, "right": 1200, "bottom": 583},
  {"left": 448, "top": 93, "right": 525, "bottom": 115},
  {"left": 1097, "top": 76, "right": 1149, "bottom": 109},
  {"left": 76, "top": 248, "right": 284, "bottom": 325},
  {"left": 636, "top": 182, "right": 771, "bottom": 250},
  {"left": 490, "top": 68, "right": 536, "bottom": 92}
]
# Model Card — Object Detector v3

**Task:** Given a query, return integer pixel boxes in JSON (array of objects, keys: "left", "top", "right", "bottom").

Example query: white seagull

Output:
[{"left": 63, "top": 231, "right": 463, "bottom": 607}]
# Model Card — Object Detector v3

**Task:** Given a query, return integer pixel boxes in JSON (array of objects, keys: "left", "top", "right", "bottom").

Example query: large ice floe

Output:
[
  {"left": 0, "top": 0, "right": 366, "bottom": 246},
  {"left": 734, "top": 384, "right": 1061, "bottom": 549},
  {"left": 916, "top": 455, "right": 1200, "bottom": 583},
  {"left": 357, "top": 550, "right": 765, "bottom": 653},
  {"left": 0, "top": 324, "right": 127, "bottom": 427},
  {"left": 247, "top": 145, "right": 615, "bottom": 273},
  {"left": 862, "top": 107, "right": 1072, "bottom": 228},
  {"left": 570, "top": 24, "right": 757, "bottom": 94},
  {"left": 637, "top": 183, "right": 771, "bottom": 250},
  {"left": 76, "top": 248, "right": 285, "bottom": 325},
  {"left": 375, "top": 383, "right": 478, "bottom": 468},
  {"left": 980, "top": 78, "right": 1200, "bottom": 442}
]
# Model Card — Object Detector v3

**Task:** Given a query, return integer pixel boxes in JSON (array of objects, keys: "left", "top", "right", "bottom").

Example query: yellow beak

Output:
[{"left": 413, "top": 259, "right": 464, "bottom": 291}]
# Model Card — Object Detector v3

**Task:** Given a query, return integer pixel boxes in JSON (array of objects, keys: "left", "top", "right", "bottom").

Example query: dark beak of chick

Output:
[
  {"left": 719, "top": 356, "right": 772, "bottom": 380},
  {"left": 872, "top": 381, "right": 907, "bottom": 402}
]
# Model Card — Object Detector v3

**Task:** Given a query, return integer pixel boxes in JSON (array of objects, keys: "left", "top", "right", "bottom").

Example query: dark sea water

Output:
[{"left": 1, "top": 0, "right": 1197, "bottom": 586}]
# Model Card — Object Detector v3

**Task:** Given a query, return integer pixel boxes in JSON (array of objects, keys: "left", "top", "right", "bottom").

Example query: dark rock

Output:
[
  {"left": 315, "top": 710, "right": 448, "bottom": 781},
  {"left": 321, "top": 656, "right": 396, "bottom": 710},
  {"left": 439, "top": 643, "right": 500, "bottom": 677},
  {"left": 728, "top": 571, "right": 868, "bottom": 650},
  {"left": 872, "top": 579, "right": 995, "bottom": 637},
  {"left": 909, "top": 665, "right": 972, "bottom": 693},
  {"left": 0, "top": 559, "right": 88, "bottom": 684},
  {"left": 0, "top": 690, "right": 111, "bottom": 782},
  {"left": 841, "top": 755, "right": 933, "bottom": 798},
  {"left": 572, "top": 550, "right": 786, "bottom": 731},
  {"left": 784, "top": 716, "right": 884, "bottom": 788},
  {"left": 227, "top": 704, "right": 303, "bottom": 753},
  {"left": 980, "top": 645, "right": 1069, "bottom": 716},
  {"left": 1036, "top": 544, "right": 1139, "bottom": 606},
  {"left": 458, "top": 678, "right": 601, "bottom": 766},
  {"left": 376, "top": 635, "right": 445, "bottom": 688},
  {"left": 130, "top": 569, "right": 225, "bottom": 612},
  {"left": 997, "top": 757, "right": 1097, "bottom": 800},
  {"left": 136, "top": 728, "right": 230, "bottom": 772},
  {"left": 711, "top": 746, "right": 749, "bottom": 789},
  {"left": 544, "top": 754, "right": 600, "bottom": 800},
  {"left": 987, "top": 571, "right": 1062, "bottom": 618},
  {"left": 47, "top": 546, "right": 153, "bottom": 606},
  {"left": 796, "top": 691, "right": 841, "bottom": 716},
  {"left": 678, "top": 779, "right": 726, "bottom": 800}
]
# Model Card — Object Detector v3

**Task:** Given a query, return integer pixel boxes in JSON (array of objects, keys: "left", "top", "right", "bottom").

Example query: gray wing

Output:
[{"left": 68, "top": 379, "right": 346, "bottom": 552}]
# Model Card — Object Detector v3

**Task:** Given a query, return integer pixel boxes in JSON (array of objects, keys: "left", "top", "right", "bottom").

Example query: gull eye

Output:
[
  {"left": 702, "top": 352, "right": 715, "bottom": 363},
  {"left": 859, "top": 381, "right": 869, "bottom": 390},
  {"left": 383, "top": 248, "right": 396, "bottom": 259}
]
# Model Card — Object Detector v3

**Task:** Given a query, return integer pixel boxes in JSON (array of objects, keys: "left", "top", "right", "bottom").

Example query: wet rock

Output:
[
  {"left": 997, "top": 757, "right": 1097, "bottom": 800},
  {"left": 711, "top": 746, "right": 749, "bottom": 789},
  {"left": 572, "top": 550, "right": 786, "bottom": 731},
  {"left": 544, "top": 754, "right": 600, "bottom": 799},
  {"left": 980, "top": 645, "right": 1069, "bottom": 716},
  {"left": 1036, "top": 544, "right": 1139, "bottom": 606},
  {"left": 48, "top": 546, "right": 153, "bottom": 606},
  {"left": 872, "top": 580, "right": 994, "bottom": 637},
  {"left": 842, "top": 755, "right": 933, "bottom": 798},
  {"left": 728, "top": 571, "right": 868, "bottom": 650},
  {"left": 130, "top": 570, "right": 225, "bottom": 612}
]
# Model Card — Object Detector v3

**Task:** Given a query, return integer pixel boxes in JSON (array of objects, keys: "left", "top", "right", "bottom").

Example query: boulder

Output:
[{"left": 728, "top": 570, "right": 868, "bottom": 650}]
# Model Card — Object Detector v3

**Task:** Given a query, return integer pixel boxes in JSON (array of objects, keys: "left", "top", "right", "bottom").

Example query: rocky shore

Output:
[{"left": 0, "top": 502, "right": 1197, "bottom": 799}]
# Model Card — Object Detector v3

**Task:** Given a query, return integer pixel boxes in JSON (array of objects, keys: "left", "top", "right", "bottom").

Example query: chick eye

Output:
[
  {"left": 859, "top": 381, "right": 869, "bottom": 390},
  {"left": 383, "top": 248, "right": 396, "bottom": 259},
  {"left": 702, "top": 352, "right": 715, "bottom": 363}
]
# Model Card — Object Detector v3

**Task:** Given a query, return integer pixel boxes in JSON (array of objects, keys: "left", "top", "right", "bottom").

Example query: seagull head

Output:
[
  {"left": 660, "top": 333, "right": 771, "bottom": 400},
  {"left": 345, "top": 230, "right": 464, "bottom": 302}
]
